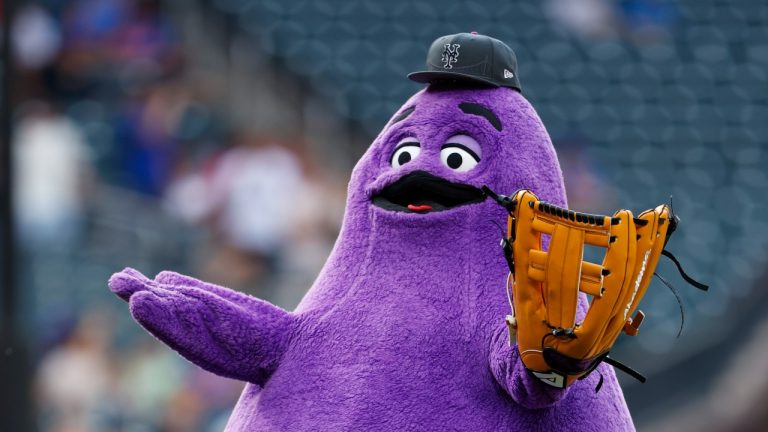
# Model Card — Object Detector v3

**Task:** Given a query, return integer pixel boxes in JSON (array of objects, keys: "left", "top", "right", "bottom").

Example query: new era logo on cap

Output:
[{"left": 408, "top": 32, "right": 522, "bottom": 92}]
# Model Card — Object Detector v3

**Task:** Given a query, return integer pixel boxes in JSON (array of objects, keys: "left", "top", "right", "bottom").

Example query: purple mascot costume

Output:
[{"left": 110, "top": 33, "right": 635, "bottom": 431}]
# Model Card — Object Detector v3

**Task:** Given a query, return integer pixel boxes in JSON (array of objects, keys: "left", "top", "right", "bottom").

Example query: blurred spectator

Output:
[
  {"left": 111, "top": 0, "right": 177, "bottom": 65},
  {"left": 546, "top": 0, "right": 677, "bottom": 42},
  {"left": 166, "top": 136, "right": 347, "bottom": 305},
  {"left": 206, "top": 134, "right": 304, "bottom": 257},
  {"left": 53, "top": 0, "right": 180, "bottom": 102},
  {"left": 114, "top": 82, "right": 189, "bottom": 196},
  {"left": 185, "top": 367, "right": 243, "bottom": 421},
  {"left": 272, "top": 155, "right": 347, "bottom": 307},
  {"left": 54, "top": 0, "right": 128, "bottom": 101},
  {"left": 157, "top": 368, "right": 243, "bottom": 432},
  {"left": 619, "top": 0, "right": 678, "bottom": 41},
  {"left": 12, "top": 4, "right": 61, "bottom": 71},
  {"left": 13, "top": 101, "right": 93, "bottom": 250},
  {"left": 61, "top": 0, "right": 127, "bottom": 43},
  {"left": 158, "top": 386, "right": 205, "bottom": 432},
  {"left": 118, "top": 341, "right": 186, "bottom": 425},
  {"left": 545, "top": 0, "right": 620, "bottom": 39},
  {"left": 166, "top": 132, "right": 307, "bottom": 292},
  {"left": 35, "top": 310, "right": 120, "bottom": 432}
]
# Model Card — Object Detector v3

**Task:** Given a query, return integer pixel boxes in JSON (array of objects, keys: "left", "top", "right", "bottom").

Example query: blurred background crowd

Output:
[{"left": 0, "top": 0, "right": 766, "bottom": 431}]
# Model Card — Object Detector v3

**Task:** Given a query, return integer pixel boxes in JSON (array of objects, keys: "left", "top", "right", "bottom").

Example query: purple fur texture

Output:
[{"left": 109, "top": 86, "right": 634, "bottom": 431}]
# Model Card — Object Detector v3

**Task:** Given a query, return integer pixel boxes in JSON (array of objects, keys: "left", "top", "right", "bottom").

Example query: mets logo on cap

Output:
[{"left": 441, "top": 44, "right": 460, "bottom": 69}]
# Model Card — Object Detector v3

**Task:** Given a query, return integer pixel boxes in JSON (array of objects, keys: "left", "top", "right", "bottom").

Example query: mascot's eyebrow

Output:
[
  {"left": 390, "top": 106, "right": 415, "bottom": 125},
  {"left": 458, "top": 102, "right": 502, "bottom": 131}
]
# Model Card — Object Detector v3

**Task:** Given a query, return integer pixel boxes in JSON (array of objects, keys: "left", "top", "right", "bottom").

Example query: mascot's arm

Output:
[
  {"left": 109, "top": 268, "right": 294, "bottom": 386},
  {"left": 489, "top": 322, "right": 570, "bottom": 409}
]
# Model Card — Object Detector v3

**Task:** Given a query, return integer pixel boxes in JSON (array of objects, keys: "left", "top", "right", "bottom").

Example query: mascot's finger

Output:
[
  {"left": 108, "top": 268, "right": 153, "bottom": 301},
  {"left": 128, "top": 287, "right": 288, "bottom": 384},
  {"left": 154, "top": 270, "right": 199, "bottom": 286},
  {"left": 155, "top": 270, "right": 263, "bottom": 310},
  {"left": 122, "top": 267, "right": 152, "bottom": 282}
]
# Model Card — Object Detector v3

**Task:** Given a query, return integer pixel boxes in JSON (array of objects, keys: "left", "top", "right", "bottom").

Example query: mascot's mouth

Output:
[{"left": 372, "top": 171, "right": 486, "bottom": 213}]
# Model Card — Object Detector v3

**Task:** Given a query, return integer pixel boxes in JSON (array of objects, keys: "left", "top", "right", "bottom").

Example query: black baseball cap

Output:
[{"left": 408, "top": 32, "right": 521, "bottom": 92}]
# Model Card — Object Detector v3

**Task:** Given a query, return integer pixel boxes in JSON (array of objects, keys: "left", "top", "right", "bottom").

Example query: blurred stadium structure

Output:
[{"left": 0, "top": 0, "right": 766, "bottom": 430}]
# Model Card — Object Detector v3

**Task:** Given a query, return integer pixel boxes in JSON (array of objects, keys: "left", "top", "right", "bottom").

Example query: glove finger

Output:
[
  {"left": 108, "top": 268, "right": 154, "bottom": 301},
  {"left": 154, "top": 270, "right": 200, "bottom": 286},
  {"left": 155, "top": 270, "right": 262, "bottom": 309},
  {"left": 510, "top": 190, "right": 550, "bottom": 373},
  {"left": 600, "top": 211, "right": 641, "bottom": 345},
  {"left": 598, "top": 207, "right": 663, "bottom": 347},
  {"left": 572, "top": 210, "right": 636, "bottom": 359},
  {"left": 122, "top": 267, "right": 152, "bottom": 282},
  {"left": 542, "top": 224, "right": 582, "bottom": 330}
]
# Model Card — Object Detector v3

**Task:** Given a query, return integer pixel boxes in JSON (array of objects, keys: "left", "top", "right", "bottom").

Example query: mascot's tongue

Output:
[{"left": 407, "top": 204, "right": 433, "bottom": 212}]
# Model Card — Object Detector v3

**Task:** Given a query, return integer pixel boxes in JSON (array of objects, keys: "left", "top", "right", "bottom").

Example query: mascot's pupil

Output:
[
  {"left": 399, "top": 152, "right": 412, "bottom": 165},
  {"left": 447, "top": 152, "right": 463, "bottom": 169}
]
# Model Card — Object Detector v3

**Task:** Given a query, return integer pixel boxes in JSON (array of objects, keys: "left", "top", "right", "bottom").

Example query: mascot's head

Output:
[
  {"left": 299, "top": 33, "right": 568, "bottom": 313},
  {"left": 346, "top": 33, "right": 566, "bottom": 231}
]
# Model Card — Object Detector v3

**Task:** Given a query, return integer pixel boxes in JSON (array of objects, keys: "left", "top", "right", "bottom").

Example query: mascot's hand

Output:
[{"left": 108, "top": 268, "right": 295, "bottom": 385}]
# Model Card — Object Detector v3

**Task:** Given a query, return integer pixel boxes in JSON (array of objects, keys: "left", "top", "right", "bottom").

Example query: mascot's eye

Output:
[
  {"left": 440, "top": 135, "right": 481, "bottom": 172},
  {"left": 390, "top": 139, "right": 421, "bottom": 168}
]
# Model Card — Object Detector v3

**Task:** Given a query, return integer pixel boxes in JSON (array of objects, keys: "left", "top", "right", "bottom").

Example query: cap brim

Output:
[{"left": 407, "top": 71, "right": 500, "bottom": 87}]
